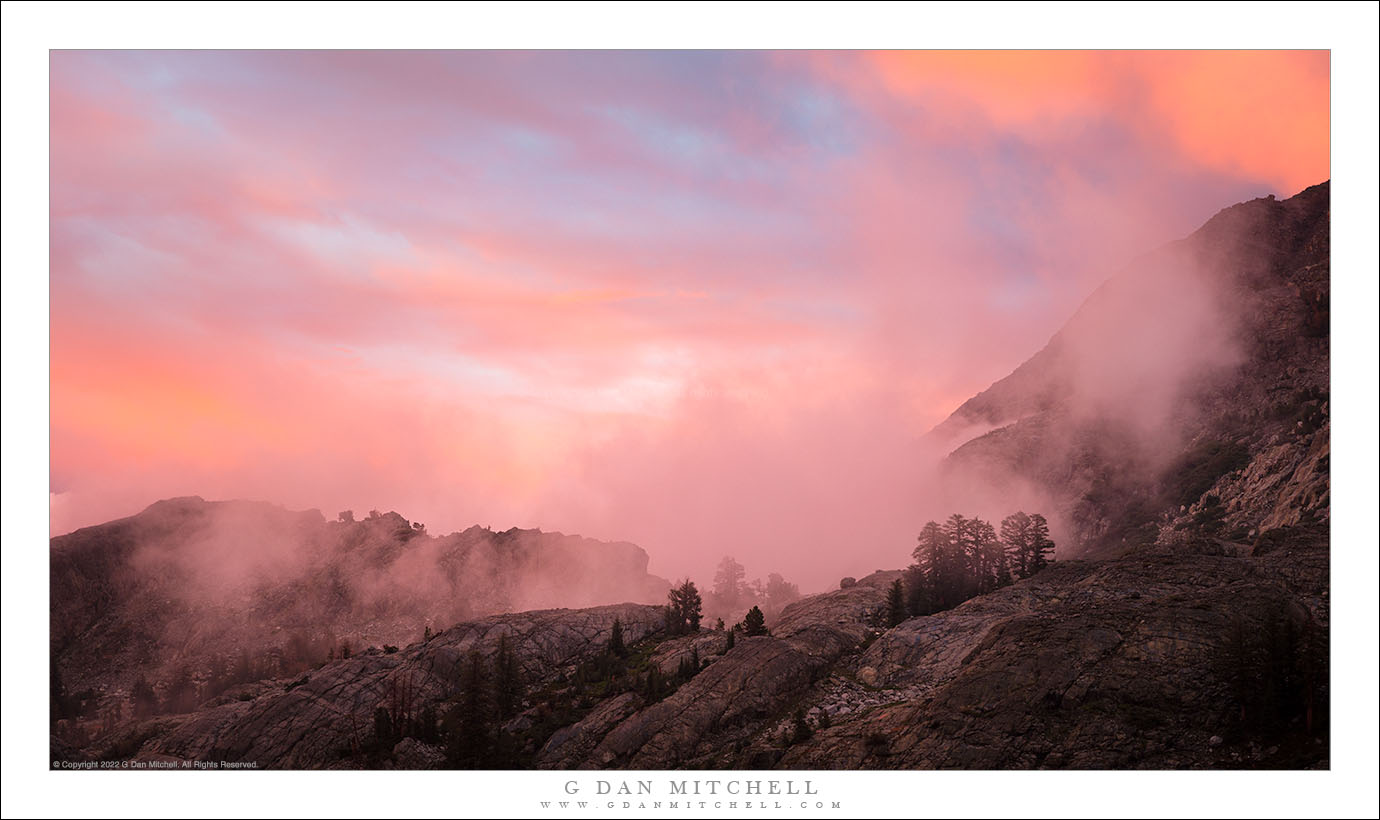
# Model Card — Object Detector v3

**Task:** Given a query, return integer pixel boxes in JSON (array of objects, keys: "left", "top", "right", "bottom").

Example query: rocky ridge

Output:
[
  {"left": 931, "top": 182, "right": 1330, "bottom": 559},
  {"left": 50, "top": 497, "right": 670, "bottom": 729}
]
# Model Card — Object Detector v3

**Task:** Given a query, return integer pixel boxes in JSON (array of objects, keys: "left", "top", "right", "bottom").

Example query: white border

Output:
[{"left": 4, "top": 2, "right": 1377, "bottom": 818}]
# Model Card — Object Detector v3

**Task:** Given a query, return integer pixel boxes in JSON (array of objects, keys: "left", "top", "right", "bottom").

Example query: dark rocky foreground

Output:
[{"left": 61, "top": 522, "right": 1326, "bottom": 770}]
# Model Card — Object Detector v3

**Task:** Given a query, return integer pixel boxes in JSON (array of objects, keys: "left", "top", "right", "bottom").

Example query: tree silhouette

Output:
[
  {"left": 493, "top": 635, "right": 523, "bottom": 720},
  {"left": 643, "top": 664, "right": 667, "bottom": 701},
  {"left": 444, "top": 650, "right": 492, "bottom": 768},
  {"left": 742, "top": 605, "right": 768, "bottom": 637},
  {"left": 886, "top": 579, "right": 908, "bottom": 627},
  {"left": 766, "top": 573, "right": 800, "bottom": 608},
  {"left": 713, "top": 556, "right": 746, "bottom": 611},
  {"left": 1000, "top": 511, "right": 1034, "bottom": 579},
  {"left": 667, "top": 579, "right": 703, "bottom": 635},
  {"left": 909, "top": 511, "right": 1054, "bottom": 615},
  {"left": 609, "top": 617, "right": 627, "bottom": 657},
  {"left": 903, "top": 564, "right": 932, "bottom": 616},
  {"left": 1028, "top": 514, "right": 1055, "bottom": 574}
]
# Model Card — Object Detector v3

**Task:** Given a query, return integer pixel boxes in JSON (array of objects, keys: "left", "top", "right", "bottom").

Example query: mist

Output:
[
  {"left": 50, "top": 496, "right": 675, "bottom": 707},
  {"left": 49, "top": 51, "right": 1327, "bottom": 593}
]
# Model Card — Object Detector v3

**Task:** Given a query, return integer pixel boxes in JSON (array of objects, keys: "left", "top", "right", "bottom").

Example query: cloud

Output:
[{"left": 50, "top": 51, "right": 1328, "bottom": 589}]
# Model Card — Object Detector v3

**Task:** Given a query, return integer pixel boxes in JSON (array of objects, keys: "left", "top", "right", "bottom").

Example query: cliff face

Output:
[
  {"left": 930, "top": 182, "right": 1329, "bottom": 558},
  {"left": 50, "top": 497, "right": 670, "bottom": 725}
]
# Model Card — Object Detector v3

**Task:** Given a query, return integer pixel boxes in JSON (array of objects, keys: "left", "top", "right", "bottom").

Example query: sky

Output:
[{"left": 48, "top": 50, "right": 1329, "bottom": 589}]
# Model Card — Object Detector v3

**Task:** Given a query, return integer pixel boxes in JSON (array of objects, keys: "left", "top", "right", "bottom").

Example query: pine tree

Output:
[
  {"left": 493, "top": 635, "right": 523, "bottom": 720},
  {"left": 923, "top": 517, "right": 967, "bottom": 610},
  {"left": 743, "top": 605, "right": 768, "bottom": 637},
  {"left": 1000, "top": 511, "right": 1033, "bottom": 579},
  {"left": 968, "top": 517, "right": 1003, "bottom": 594},
  {"left": 1028, "top": 514, "right": 1055, "bottom": 573},
  {"left": 643, "top": 664, "right": 665, "bottom": 700},
  {"left": 765, "top": 573, "right": 800, "bottom": 612},
  {"left": 903, "top": 564, "right": 932, "bottom": 616},
  {"left": 445, "top": 650, "right": 491, "bottom": 768},
  {"left": 886, "top": 578, "right": 907, "bottom": 627},
  {"left": 713, "top": 556, "right": 746, "bottom": 611},
  {"left": 724, "top": 629, "right": 736, "bottom": 652},
  {"left": 667, "top": 579, "right": 703, "bottom": 635},
  {"left": 683, "top": 580, "right": 703, "bottom": 632},
  {"left": 609, "top": 618, "right": 627, "bottom": 658}
]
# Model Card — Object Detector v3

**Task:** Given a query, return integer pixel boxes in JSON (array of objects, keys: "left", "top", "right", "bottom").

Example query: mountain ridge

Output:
[{"left": 927, "top": 181, "right": 1329, "bottom": 558}]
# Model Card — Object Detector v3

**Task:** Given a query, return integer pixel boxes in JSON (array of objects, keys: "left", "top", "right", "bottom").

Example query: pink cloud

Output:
[{"left": 50, "top": 51, "right": 1328, "bottom": 589}]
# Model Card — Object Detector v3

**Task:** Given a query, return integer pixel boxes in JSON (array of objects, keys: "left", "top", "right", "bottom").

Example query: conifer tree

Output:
[
  {"left": 445, "top": 650, "right": 491, "bottom": 768},
  {"left": 903, "top": 564, "right": 932, "bottom": 616},
  {"left": 743, "top": 605, "right": 768, "bottom": 637},
  {"left": 667, "top": 579, "right": 703, "bottom": 635},
  {"left": 493, "top": 635, "right": 523, "bottom": 720},
  {"left": 886, "top": 578, "right": 908, "bottom": 627},
  {"left": 713, "top": 556, "right": 746, "bottom": 611},
  {"left": 1000, "top": 511, "right": 1034, "bottom": 579},
  {"left": 609, "top": 617, "right": 627, "bottom": 658},
  {"left": 643, "top": 664, "right": 665, "bottom": 700},
  {"left": 1028, "top": 514, "right": 1055, "bottom": 574}
]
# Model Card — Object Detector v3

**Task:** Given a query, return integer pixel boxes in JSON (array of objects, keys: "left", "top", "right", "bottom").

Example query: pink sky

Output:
[{"left": 49, "top": 50, "right": 1329, "bottom": 589}]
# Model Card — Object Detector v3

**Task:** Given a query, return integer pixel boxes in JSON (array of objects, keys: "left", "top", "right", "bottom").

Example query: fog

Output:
[
  {"left": 51, "top": 496, "right": 677, "bottom": 701},
  {"left": 49, "top": 51, "right": 1326, "bottom": 594}
]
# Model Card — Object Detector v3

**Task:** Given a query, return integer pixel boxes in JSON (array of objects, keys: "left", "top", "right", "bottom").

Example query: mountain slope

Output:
[
  {"left": 50, "top": 497, "right": 669, "bottom": 729},
  {"left": 929, "top": 182, "right": 1329, "bottom": 558}
]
